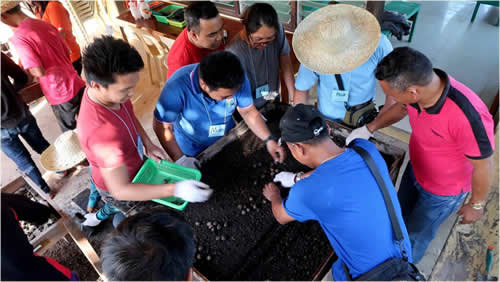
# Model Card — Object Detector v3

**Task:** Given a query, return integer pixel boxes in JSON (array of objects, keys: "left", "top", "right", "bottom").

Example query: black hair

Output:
[
  {"left": 82, "top": 36, "right": 144, "bottom": 88},
  {"left": 375, "top": 47, "right": 434, "bottom": 91},
  {"left": 185, "top": 1, "right": 219, "bottom": 33},
  {"left": 199, "top": 51, "right": 245, "bottom": 91},
  {"left": 101, "top": 209, "right": 195, "bottom": 281},
  {"left": 30, "top": 1, "right": 49, "bottom": 18},
  {"left": 4, "top": 4, "right": 21, "bottom": 14},
  {"left": 242, "top": 3, "right": 280, "bottom": 34}
]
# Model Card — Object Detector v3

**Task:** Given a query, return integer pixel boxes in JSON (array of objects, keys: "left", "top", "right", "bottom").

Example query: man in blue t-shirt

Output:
[
  {"left": 263, "top": 104, "right": 412, "bottom": 280},
  {"left": 154, "top": 51, "right": 285, "bottom": 168}
]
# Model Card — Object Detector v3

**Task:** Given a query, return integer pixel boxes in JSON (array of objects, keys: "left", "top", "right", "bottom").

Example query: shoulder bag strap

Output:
[{"left": 335, "top": 74, "right": 345, "bottom": 91}]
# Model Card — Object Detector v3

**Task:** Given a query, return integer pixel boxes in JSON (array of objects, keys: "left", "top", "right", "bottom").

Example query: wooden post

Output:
[{"left": 365, "top": 1, "right": 385, "bottom": 24}]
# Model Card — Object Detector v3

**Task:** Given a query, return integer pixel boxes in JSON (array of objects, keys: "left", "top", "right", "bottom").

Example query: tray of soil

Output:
[
  {"left": 14, "top": 184, "right": 61, "bottom": 241},
  {"left": 172, "top": 103, "right": 407, "bottom": 280}
]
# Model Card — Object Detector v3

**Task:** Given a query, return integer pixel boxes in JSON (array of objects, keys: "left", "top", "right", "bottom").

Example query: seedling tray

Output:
[{"left": 152, "top": 5, "right": 185, "bottom": 28}]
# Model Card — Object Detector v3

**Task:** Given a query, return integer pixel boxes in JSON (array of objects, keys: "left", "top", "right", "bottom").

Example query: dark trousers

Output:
[
  {"left": 72, "top": 57, "right": 82, "bottom": 76},
  {"left": 1, "top": 115, "right": 50, "bottom": 192},
  {"left": 50, "top": 86, "right": 84, "bottom": 132}
]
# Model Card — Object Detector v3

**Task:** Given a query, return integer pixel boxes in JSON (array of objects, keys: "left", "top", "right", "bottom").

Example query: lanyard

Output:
[{"left": 190, "top": 70, "right": 228, "bottom": 126}]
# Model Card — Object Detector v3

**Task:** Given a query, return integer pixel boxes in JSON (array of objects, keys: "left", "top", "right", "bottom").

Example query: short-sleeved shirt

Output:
[
  {"left": 154, "top": 64, "right": 253, "bottom": 156},
  {"left": 227, "top": 24, "right": 290, "bottom": 108},
  {"left": 166, "top": 28, "right": 225, "bottom": 80},
  {"left": 283, "top": 139, "right": 412, "bottom": 281},
  {"left": 10, "top": 18, "right": 85, "bottom": 105},
  {"left": 295, "top": 34, "right": 393, "bottom": 121},
  {"left": 36, "top": 1, "right": 81, "bottom": 63},
  {"left": 408, "top": 69, "right": 495, "bottom": 196},
  {"left": 77, "top": 88, "right": 143, "bottom": 191}
]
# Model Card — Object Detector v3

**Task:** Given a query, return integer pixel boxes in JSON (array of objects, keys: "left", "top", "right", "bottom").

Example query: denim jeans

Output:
[
  {"left": 398, "top": 163, "right": 468, "bottom": 263},
  {"left": 88, "top": 179, "right": 121, "bottom": 221},
  {"left": 1, "top": 115, "right": 50, "bottom": 192}
]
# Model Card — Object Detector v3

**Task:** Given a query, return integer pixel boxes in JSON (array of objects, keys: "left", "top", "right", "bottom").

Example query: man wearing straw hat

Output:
[
  {"left": 77, "top": 36, "right": 213, "bottom": 229},
  {"left": 1, "top": 1, "right": 85, "bottom": 133},
  {"left": 292, "top": 4, "right": 395, "bottom": 131}
]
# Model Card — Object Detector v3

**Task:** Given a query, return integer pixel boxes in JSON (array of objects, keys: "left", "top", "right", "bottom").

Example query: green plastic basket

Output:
[
  {"left": 152, "top": 5, "right": 186, "bottom": 28},
  {"left": 132, "top": 158, "right": 201, "bottom": 210}
]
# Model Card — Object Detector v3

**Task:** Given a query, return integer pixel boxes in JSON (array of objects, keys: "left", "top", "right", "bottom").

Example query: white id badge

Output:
[
  {"left": 208, "top": 124, "right": 226, "bottom": 137},
  {"left": 332, "top": 89, "right": 349, "bottom": 102},
  {"left": 256, "top": 84, "right": 270, "bottom": 99},
  {"left": 137, "top": 136, "right": 144, "bottom": 160}
]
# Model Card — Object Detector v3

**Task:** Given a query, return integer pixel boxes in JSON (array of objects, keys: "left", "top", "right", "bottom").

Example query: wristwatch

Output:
[
  {"left": 294, "top": 172, "right": 305, "bottom": 183},
  {"left": 471, "top": 202, "right": 485, "bottom": 210},
  {"left": 264, "top": 135, "right": 278, "bottom": 144}
]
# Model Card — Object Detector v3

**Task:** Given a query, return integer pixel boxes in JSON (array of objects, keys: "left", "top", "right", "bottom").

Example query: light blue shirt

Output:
[
  {"left": 295, "top": 34, "right": 393, "bottom": 121},
  {"left": 154, "top": 64, "right": 253, "bottom": 156}
]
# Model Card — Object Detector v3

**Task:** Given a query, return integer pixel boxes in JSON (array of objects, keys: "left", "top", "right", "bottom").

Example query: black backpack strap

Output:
[
  {"left": 349, "top": 144, "right": 408, "bottom": 260},
  {"left": 335, "top": 74, "right": 345, "bottom": 91}
]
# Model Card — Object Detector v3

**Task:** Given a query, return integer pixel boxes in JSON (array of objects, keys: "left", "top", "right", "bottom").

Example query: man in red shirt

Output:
[
  {"left": 78, "top": 36, "right": 212, "bottom": 228},
  {"left": 166, "top": 1, "right": 225, "bottom": 79},
  {"left": 347, "top": 47, "right": 495, "bottom": 263},
  {"left": 1, "top": 1, "right": 85, "bottom": 132}
]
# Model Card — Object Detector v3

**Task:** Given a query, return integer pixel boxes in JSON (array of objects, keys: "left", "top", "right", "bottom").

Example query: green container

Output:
[
  {"left": 152, "top": 5, "right": 186, "bottom": 28},
  {"left": 132, "top": 158, "right": 201, "bottom": 210}
]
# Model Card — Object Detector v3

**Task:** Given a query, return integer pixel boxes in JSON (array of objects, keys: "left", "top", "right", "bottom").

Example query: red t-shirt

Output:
[
  {"left": 77, "top": 88, "right": 143, "bottom": 191},
  {"left": 10, "top": 18, "right": 85, "bottom": 105},
  {"left": 166, "top": 28, "right": 225, "bottom": 79},
  {"left": 408, "top": 69, "right": 495, "bottom": 196}
]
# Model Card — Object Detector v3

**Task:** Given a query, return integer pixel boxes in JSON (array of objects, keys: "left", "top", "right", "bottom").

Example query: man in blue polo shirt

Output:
[
  {"left": 263, "top": 104, "right": 412, "bottom": 280},
  {"left": 292, "top": 4, "right": 395, "bottom": 130},
  {"left": 154, "top": 51, "right": 285, "bottom": 168}
]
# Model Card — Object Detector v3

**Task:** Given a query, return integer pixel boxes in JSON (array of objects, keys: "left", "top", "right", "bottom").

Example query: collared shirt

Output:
[
  {"left": 294, "top": 34, "right": 393, "bottom": 121},
  {"left": 283, "top": 139, "right": 412, "bottom": 281},
  {"left": 10, "top": 18, "right": 85, "bottom": 105},
  {"left": 408, "top": 69, "right": 495, "bottom": 196},
  {"left": 154, "top": 64, "right": 253, "bottom": 156},
  {"left": 166, "top": 29, "right": 225, "bottom": 80}
]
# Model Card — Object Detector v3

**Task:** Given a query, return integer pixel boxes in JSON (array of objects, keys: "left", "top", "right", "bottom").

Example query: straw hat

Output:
[
  {"left": 1, "top": 1, "right": 20, "bottom": 13},
  {"left": 292, "top": 4, "right": 381, "bottom": 74},
  {"left": 41, "top": 130, "right": 86, "bottom": 172}
]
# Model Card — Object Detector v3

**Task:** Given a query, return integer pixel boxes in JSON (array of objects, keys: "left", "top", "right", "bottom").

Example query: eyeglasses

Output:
[{"left": 249, "top": 33, "right": 276, "bottom": 47}]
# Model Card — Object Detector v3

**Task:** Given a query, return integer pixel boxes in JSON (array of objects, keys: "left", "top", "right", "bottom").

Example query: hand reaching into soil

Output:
[
  {"left": 263, "top": 183, "right": 281, "bottom": 202},
  {"left": 175, "top": 180, "right": 213, "bottom": 202},
  {"left": 266, "top": 140, "right": 286, "bottom": 163}
]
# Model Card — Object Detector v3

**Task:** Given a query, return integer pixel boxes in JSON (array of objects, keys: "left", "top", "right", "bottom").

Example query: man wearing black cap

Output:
[{"left": 263, "top": 104, "right": 412, "bottom": 280}]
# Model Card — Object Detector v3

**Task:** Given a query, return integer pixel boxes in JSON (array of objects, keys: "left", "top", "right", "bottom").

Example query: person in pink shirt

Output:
[{"left": 1, "top": 1, "right": 85, "bottom": 132}]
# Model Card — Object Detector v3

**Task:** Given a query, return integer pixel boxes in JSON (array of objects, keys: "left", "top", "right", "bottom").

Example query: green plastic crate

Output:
[
  {"left": 132, "top": 158, "right": 201, "bottom": 210},
  {"left": 152, "top": 5, "right": 185, "bottom": 28}
]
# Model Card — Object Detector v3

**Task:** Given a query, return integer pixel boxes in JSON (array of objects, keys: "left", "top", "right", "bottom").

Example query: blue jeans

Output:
[
  {"left": 398, "top": 163, "right": 468, "bottom": 263},
  {"left": 1, "top": 115, "right": 50, "bottom": 192}
]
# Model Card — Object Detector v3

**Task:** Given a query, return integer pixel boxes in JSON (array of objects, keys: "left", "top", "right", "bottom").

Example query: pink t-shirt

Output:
[
  {"left": 77, "top": 88, "right": 143, "bottom": 191},
  {"left": 10, "top": 18, "right": 85, "bottom": 105},
  {"left": 408, "top": 69, "right": 495, "bottom": 196}
]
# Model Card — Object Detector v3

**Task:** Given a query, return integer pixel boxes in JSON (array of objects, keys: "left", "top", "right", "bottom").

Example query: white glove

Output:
[
  {"left": 273, "top": 172, "right": 297, "bottom": 188},
  {"left": 176, "top": 155, "right": 200, "bottom": 169},
  {"left": 82, "top": 213, "right": 102, "bottom": 227},
  {"left": 174, "top": 180, "right": 213, "bottom": 202},
  {"left": 346, "top": 125, "right": 373, "bottom": 146}
]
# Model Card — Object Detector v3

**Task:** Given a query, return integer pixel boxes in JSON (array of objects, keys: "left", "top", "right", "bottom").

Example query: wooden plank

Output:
[
  {"left": 62, "top": 217, "right": 104, "bottom": 278},
  {"left": 1, "top": 176, "right": 27, "bottom": 193},
  {"left": 31, "top": 218, "right": 68, "bottom": 256}
]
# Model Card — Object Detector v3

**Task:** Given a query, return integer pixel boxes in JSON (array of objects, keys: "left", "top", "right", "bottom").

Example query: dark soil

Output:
[{"left": 44, "top": 236, "right": 99, "bottom": 281}]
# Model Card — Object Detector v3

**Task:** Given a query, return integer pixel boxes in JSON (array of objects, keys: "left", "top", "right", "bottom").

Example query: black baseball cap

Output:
[{"left": 279, "top": 104, "right": 328, "bottom": 143}]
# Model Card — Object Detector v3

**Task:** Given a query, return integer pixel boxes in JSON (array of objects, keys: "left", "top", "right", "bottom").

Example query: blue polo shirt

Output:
[
  {"left": 295, "top": 34, "right": 393, "bottom": 121},
  {"left": 283, "top": 139, "right": 412, "bottom": 280},
  {"left": 154, "top": 64, "right": 253, "bottom": 156}
]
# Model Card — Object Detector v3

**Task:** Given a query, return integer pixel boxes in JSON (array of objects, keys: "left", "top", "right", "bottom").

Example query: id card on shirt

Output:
[
  {"left": 208, "top": 124, "right": 226, "bottom": 137},
  {"left": 332, "top": 89, "right": 349, "bottom": 102},
  {"left": 256, "top": 84, "right": 270, "bottom": 99},
  {"left": 137, "top": 136, "right": 144, "bottom": 160}
]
